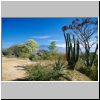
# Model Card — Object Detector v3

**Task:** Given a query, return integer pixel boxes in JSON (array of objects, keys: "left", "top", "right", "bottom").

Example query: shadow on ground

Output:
[
  {"left": 14, "top": 65, "right": 27, "bottom": 71},
  {"left": 11, "top": 65, "right": 28, "bottom": 81},
  {"left": 12, "top": 78, "right": 29, "bottom": 81}
]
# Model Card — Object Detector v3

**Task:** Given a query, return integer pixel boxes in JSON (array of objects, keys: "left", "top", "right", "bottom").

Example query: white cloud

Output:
[
  {"left": 56, "top": 43, "right": 66, "bottom": 48},
  {"left": 31, "top": 36, "right": 50, "bottom": 39},
  {"left": 56, "top": 43, "right": 84, "bottom": 48},
  {"left": 49, "top": 40, "right": 61, "bottom": 42},
  {"left": 56, "top": 40, "right": 97, "bottom": 49}
]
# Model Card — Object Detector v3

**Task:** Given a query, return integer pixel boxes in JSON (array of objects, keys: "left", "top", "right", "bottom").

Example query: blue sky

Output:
[{"left": 2, "top": 18, "right": 98, "bottom": 52}]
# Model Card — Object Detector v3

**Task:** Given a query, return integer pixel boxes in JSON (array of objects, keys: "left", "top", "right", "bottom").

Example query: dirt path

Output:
[{"left": 2, "top": 57, "right": 37, "bottom": 81}]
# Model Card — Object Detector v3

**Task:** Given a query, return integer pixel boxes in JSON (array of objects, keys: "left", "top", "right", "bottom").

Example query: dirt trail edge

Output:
[{"left": 2, "top": 57, "right": 37, "bottom": 81}]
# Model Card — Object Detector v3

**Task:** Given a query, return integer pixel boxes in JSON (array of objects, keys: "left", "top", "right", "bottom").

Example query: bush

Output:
[
  {"left": 2, "top": 39, "right": 39, "bottom": 58},
  {"left": 76, "top": 57, "right": 98, "bottom": 81},
  {"left": 24, "top": 64, "right": 53, "bottom": 81},
  {"left": 29, "top": 50, "right": 51, "bottom": 61},
  {"left": 28, "top": 54, "right": 34, "bottom": 60},
  {"left": 16, "top": 44, "right": 31, "bottom": 58},
  {"left": 24, "top": 58, "right": 66, "bottom": 81},
  {"left": 90, "top": 65, "right": 98, "bottom": 81},
  {"left": 37, "top": 49, "right": 50, "bottom": 60},
  {"left": 94, "top": 55, "right": 98, "bottom": 67},
  {"left": 28, "top": 54, "right": 41, "bottom": 61},
  {"left": 2, "top": 49, "right": 9, "bottom": 56},
  {"left": 29, "top": 50, "right": 66, "bottom": 61},
  {"left": 3, "top": 44, "right": 32, "bottom": 58},
  {"left": 90, "top": 55, "right": 98, "bottom": 81},
  {"left": 51, "top": 58, "right": 66, "bottom": 80}
]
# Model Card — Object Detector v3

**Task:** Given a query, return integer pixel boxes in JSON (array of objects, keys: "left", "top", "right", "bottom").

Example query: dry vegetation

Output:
[
  {"left": 2, "top": 18, "right": 98, "bottom": 81},
  {"left": 2, "top": 57, "right": 91, "bottom": 81}
]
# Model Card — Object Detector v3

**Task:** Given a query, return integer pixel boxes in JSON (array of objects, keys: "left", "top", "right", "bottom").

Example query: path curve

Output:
[{"left": 2, "top": 57, "right": 37, "bottom": 81}]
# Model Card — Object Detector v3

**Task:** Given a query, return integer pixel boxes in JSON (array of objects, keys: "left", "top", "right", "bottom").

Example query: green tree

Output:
[
  {"left": 17, "top": 44, "right": 31, "bottom": 58},
  {"left": 48, "top": 41, "right": 56, "bottom": 53},
  {"left": 48, "top": 41, "right": 57, "bottom": 60},
  {"left": 2, "top": 40, "right": 39, "bottom": 58},
  {"left": 6, "top": 45, "right": 19, "bottom": 57},
  {"left": 25, "top": 39, "right": 39, "bottom": 52}
]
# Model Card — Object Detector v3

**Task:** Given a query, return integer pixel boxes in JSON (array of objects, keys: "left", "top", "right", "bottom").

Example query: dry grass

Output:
[{"left": 63, "top": 69, "right": 91, "bottom": 81}]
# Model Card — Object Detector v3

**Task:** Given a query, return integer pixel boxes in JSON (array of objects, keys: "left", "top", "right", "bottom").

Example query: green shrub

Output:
[
  {"left": 51, "top": 58, "right": 66, "bottom": 80},
  {"left": 76, "top": 59, "right": 91, "bottom": 76},
  {"left": 16, "top": 44, "right": 31, "bottom": 58},
  {"left": 94, "top": 55, "right": 98, "bottom": 67},
  {"left": 53, "top": 58, "right": 66, "bottom": 71},
  {"left": 28, "top": 54, "right": 36, "bottom": 60},
  {"left": 2, "top": 45, "right": 31, "bottom": 58},
  {"left": 25, "top": 64, "right": 53, "bottom": 81},
  {"left": 24, "top": 58, "right": 66, "bottom": 81},
  {"left": 2, "top": 39, "right": 39, "bottom": 58},
  {"left": 2, "top": 49, "right": 9, "bottom": 56},
  {"left": 29, "top": 50, "right": 52, "bottom": 61},
  {"left": 29, "top": 50, "right": 66, "bottom": 61},
  {"left": 76, "top": 58, "right": 98, "bottom": 81},
  {"left": 28, "top": 54, "right": 41, "bottom": 61},
  {"left": 90, "top": 65, "right": 98, "bottom": 81},
  {"left": 37, "top": 50, "right": 50, "bottom": 60}
]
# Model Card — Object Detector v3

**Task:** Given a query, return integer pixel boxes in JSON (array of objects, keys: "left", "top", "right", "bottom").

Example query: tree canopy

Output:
[
  {"left": 2, "top": 39, "right": 39, "bottom": 58},
  {"left": 25, "top": 39, "right": 39, "bottom": 52},
  {"left": 48, "top": 41, "right": 56, "bottom": 53}
]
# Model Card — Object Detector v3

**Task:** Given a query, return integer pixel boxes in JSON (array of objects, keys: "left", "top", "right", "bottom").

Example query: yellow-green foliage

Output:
[
  {"left": 17, "top": 44, "right": 31, "bottom": 58},
  {"left": 2, "top": 39, "right": 39, "bottom": 58},
  {"left": 25, "top": 39, "right": 39, "bottom": 52}
]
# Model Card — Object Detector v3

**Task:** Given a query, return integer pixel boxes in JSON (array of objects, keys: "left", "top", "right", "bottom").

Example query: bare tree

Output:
[{"left": 65, "top": 18, "right": 98, "bottom": 68}]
